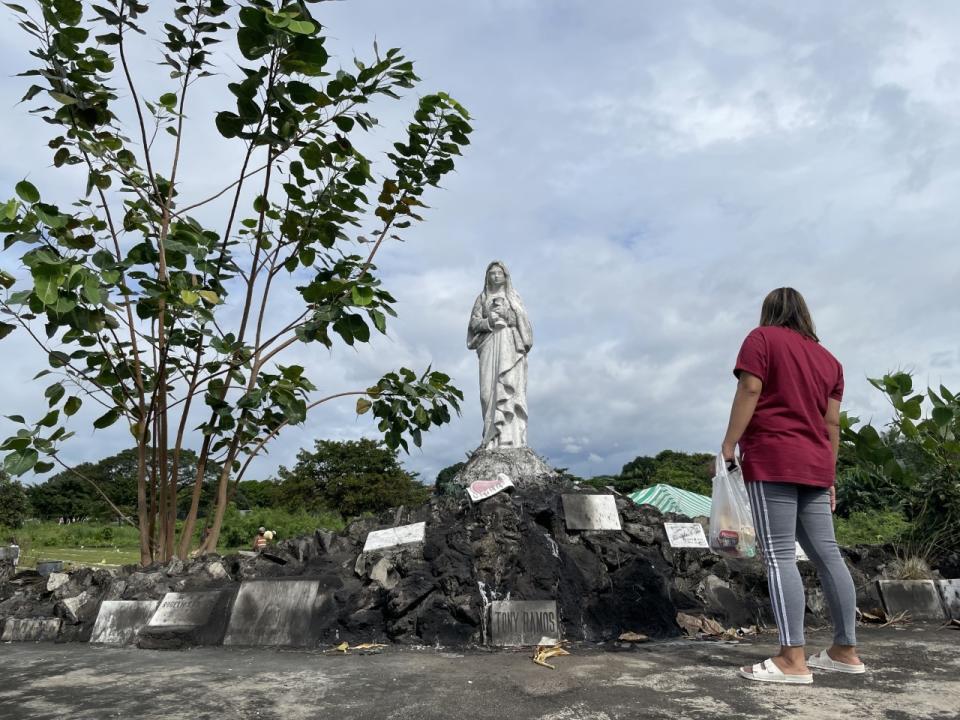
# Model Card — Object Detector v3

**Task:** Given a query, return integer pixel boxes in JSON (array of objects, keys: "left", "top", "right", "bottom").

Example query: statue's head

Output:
[
  {"left": 487, "top": 263, "right": 505, "bottom": 286},
  {"left": 485, "top": 261, "right": 510, "bottom": 292}
]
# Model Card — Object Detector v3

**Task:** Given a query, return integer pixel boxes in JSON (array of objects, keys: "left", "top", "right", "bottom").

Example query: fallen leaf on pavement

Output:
[
  {"left": 532, "top": 645, "right": 570, "bottom": 669},
  {"left": 675, "top": 612, "right": 737, "bottom": 640},
  {"left": 618, "top": 631, "right": 649, "bottom": 643}
]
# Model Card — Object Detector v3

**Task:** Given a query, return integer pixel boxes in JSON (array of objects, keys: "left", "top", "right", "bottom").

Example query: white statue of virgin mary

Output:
[{"left": 466, "top": 261, "right": 533, "bottom": 449}]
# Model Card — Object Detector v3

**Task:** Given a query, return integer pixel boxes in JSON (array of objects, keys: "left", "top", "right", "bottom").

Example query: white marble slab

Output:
[
  {"left": 2, "top": 617, "right": 61, "bottom": 642},
  {"left": 223, "top": 580, "right": 322, "bottom": 647},
  {"left": 664, "top": 522, "right": 709, "bottom": 548},
  {"left": 89, "top": 600, "right": 160, "bottom": 645},
  {"left": 362, "top": 521, "right": 426, "bottom": 553},
  {"left": 937, "top": 579, "right": 960, "bottom": 619},
  {"left": 148, "top": 591, "right": 221, "bottom": 628},
  {"left": 488, "top": 600, "right": 560, "bottom": 646},
  {"left": 561, "top": 494, "right": 621, "bottom": 531}
]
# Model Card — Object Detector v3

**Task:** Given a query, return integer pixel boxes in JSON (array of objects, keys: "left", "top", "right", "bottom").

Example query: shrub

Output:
[
  {"left": 217, "top": 505, "right": 344, "bottom": 551},
  {"left": 834, "top": 510, "right": 910, "bottom": 546}
]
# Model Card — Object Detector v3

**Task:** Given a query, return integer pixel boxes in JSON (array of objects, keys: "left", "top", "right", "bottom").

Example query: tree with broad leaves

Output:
[
  {"left": 277, "top": 438, "right": 429, "bottom": 517},
  {"left": 841, "top": 373, "right": 960, "bottom": 555},
  {"left": 0, "top": 471, "right": 31, "bottom": 529},
  {"left": 0, "top": 0, "right": 471, "bottom": 564}
]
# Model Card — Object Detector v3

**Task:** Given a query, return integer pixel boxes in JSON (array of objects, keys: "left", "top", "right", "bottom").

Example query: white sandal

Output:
[
  {"left": 807, "top": 649, "right": 866, "bottom": 674},
  {"left": 738, "top": 658, "right": 814, "bottom": 685}
]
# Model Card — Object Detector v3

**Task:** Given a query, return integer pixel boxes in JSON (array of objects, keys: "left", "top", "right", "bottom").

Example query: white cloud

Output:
[{"left": 1, "top": 1, "right": 959, "bottom": 488}]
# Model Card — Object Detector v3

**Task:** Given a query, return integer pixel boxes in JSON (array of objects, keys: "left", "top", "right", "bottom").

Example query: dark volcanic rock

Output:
[{"left": 0, "top": 482, "right": 910, "bottom": 648}]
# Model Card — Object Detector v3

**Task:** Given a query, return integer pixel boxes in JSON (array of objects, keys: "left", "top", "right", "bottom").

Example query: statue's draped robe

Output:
[{"left": 467, "top": 290, "right": 533, "bottom": 449}]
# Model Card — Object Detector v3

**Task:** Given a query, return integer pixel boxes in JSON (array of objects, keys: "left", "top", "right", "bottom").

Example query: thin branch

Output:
[
  {"left": 234, "top": 391, "right": 382, "bottom": 482},
  {"left": 117, "top": 0, "right": 158, "bottom": 195},
  {"left": 50, "top": 453, "right": 137, "bottom": 527}
]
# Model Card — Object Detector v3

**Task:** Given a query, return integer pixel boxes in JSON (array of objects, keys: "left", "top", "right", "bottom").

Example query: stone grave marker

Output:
[
  {"left": 937, "top": 579, "right": 960, "bottom": 620},
  {"left": 224, "top": 579, "right": 329, "bottom": 647},
  {"left": 137, "top": 589, "right": 236, "bottom": 649},
  {"left": 362, "top": 522, "right": 426, "bottom": 553},
  {"left": 664, "top": 522, "right": 708, "bottom": 548},
  {"left": 561, "top": 494, "right": 621, "bottom": 531},
  {"left": 0, "top": 546, "right": 20, "bottom": 564},
  {"left": 877, "top": 579, "right": 946, "bottom": 621},
  {"left": 36, "top": 560, "right": 64, "bottom": 576},
  {"left": 488, "top": 600, "right": 560, "bottom": 646},
  {"left": 1, "top": 617, "right": 61, "bottom": 642},
  {"left": 89, "top": 600, "right": 160, "bottom": 646}
]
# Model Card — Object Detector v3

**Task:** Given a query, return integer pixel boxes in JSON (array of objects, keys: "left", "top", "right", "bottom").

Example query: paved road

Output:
[{"left": 1, "top": 625, "right": 958, "bottom": 719}]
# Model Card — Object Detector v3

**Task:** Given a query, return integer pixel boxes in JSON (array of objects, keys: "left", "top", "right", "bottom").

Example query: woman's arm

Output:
[
  {"left": 721, "top": 371, "right": 763, "bottom": 461},
  {"left": 824, "top": 398, "right": 841, "bottom": 461},
  {"left": 824, "top": 398, "right": 841, "bottom": 512}
]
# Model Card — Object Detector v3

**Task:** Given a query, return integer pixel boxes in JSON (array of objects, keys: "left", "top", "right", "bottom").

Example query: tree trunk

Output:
[
  {"left": 136, "top": 439, "right": 151, "bottom": 566},
  {"left": 177, "top": 434, "right": 212, "bottom": 558},
  {"left": 199, "top": 438, "right": 241, "bottom": 554}
]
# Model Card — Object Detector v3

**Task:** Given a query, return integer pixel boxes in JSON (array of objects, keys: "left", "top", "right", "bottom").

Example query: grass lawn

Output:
[{"left": 18, "top": 545, "right": 142, "bottom": 570}]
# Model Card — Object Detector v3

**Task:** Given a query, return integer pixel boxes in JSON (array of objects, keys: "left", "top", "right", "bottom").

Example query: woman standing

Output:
[
  {"left": 466, "top": 261, "right": 533, "bottom": 449},
  {"left": 722, "top": 288, "right": 864, "bottom": 684}
]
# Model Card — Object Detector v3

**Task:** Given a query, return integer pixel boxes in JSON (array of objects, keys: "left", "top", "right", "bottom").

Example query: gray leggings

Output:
[{"left": 745, "top": 481, "right": 857, "bottom": 648}]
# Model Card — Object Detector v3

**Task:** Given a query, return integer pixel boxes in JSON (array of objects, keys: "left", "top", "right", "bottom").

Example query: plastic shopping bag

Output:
[{"left": 708, "top": 454, "right": 757, "bottom": 558}]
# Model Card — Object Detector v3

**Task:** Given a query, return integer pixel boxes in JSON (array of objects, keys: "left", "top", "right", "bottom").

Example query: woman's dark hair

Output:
[{"left": 759, "top": 287, "right": 819, "bottom": 342}]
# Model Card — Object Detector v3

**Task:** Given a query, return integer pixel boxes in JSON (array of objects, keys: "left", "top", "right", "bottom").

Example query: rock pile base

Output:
[{"left": 0, "top": 483, "right": 908, "bottom": 648}]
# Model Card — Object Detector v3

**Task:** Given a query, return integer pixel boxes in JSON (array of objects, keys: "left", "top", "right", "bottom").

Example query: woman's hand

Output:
[
  {"left": 829, "top": 486, "right": 836, "bottom": 513},
  {"left": 721, "top": 441, "right": 737, "bottom": 464}
]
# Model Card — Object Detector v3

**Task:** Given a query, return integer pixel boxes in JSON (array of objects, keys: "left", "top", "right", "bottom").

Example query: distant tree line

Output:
[{"left": 17, "top": 439, "right": 427, "bottom": 527}]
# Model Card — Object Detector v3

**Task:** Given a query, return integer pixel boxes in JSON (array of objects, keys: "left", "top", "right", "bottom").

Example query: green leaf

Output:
[
  {"left": 34, "top": 203, "right": 67, "bottom": 228},
  {"left": 4, "top": 448, "right": 38, "bottom": 476},
  {"left": 38, "top": 410, "right": 58, "bottom": 427},
  {"left": 180, "top": 289, "right": 199, "bottom": 305},
  {"left": 45, "top": 382, "right": 65, "bottom": 406},
  {"left": 159, "top": 92, "right": 177, "bottom": 109},
  {"left": 371, "top": 309, "right": 387, "bottom": 334},
  {"left": 2, "top": 199, "right": 18, "bottom": 220},
  {"left": 0, "top": 322, "right": 15, "bottom": 340},
  {"left": 902, "top": 396, "right": 923, "bottom": 421},
  {"left": 356, "top": 398, "right": 372, "bottom": 415},
  {"left": 351, "top": 285, "right": 374, "bottom": 306},
  {"left": 265, "top": 11, "right": 290, "bottom": 28},
  {"left": 5, "top": 415, "right": 26, "bottom": 424},
  {"left": 932, "top": 406, "right": 953, "bottom": 428},
  {"left": 215, "top": 111, "right": 243, "bottom": 138},
  {"left": 197, "top": 290, "right": 219, "bottom": 305},
  {"left": 83, "top": 274, "right": 101, "bottom": 304},
  {"left": 49, "top": 91, "right": 78, "bottom": 106},
  {"left": 287, "top": 19, "right": 315, "bottom": 34},
  {"left": 333, "top": 115, "right": 355, "bottom": 133},
  {"left": 33, "top": 267, "right": 61, "bottom": 306},
  {"left": 15, "top": 180, "right": 39, "bottom": 203},
  {"left": 93, "top": 408, "right": 120, "bottom": 429},
  {"left": 64, "top": 396, "right": 82, "bottom": 416},
  {"left": 348, "top": 314, "right": 370, "bottom": 343}
]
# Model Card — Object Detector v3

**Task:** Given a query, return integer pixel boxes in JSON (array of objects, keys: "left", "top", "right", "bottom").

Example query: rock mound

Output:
[
  {"left": 450, "top": 447, "right": 557, "bottom": 489},
  {"left": 0, "top": 483, "right": 901, "bottom": 648}
]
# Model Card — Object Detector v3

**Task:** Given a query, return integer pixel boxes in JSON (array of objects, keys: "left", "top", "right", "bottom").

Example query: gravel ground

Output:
[{"left": 1, "top": 624, "right": 958, "bottom": 719}]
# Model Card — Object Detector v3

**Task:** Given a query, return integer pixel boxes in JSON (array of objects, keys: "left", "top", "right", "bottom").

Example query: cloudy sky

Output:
[{"left": 2, "top": 1, "right": 959, "bottom": 486}]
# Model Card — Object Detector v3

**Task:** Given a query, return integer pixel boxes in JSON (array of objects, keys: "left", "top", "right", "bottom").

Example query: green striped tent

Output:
[{"left": 628, "top": 484, "right": 712, "bottom": 519}]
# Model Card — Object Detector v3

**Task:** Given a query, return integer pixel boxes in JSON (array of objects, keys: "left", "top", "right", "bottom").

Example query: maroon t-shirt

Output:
[{"left": 734, "top": 326, "right": 843, "bottom": 487}]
